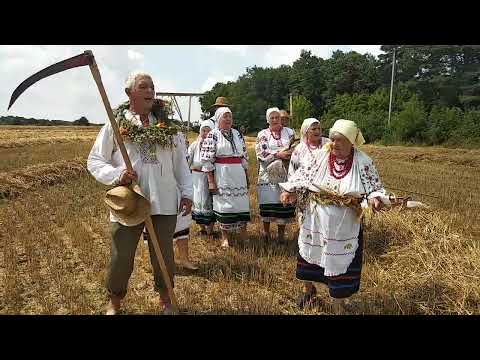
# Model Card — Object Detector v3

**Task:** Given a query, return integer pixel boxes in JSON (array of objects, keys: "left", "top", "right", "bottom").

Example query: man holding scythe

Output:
[
  {"left": 87, "top": 71, "right": 193, "bottom": 315},
  {"left": 8, "top": 52, "right": 192, "bottom": 315}
]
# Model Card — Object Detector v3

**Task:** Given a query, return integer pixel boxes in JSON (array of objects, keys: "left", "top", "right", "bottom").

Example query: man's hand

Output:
[
  {"left": 118, "top": 170, "right": 137, "bottom": 185},
  {"left": 179, "top": 198, "right": 192, "bottom": 216},
  {"left": 280, "top": 191, "right": 297, "bottom": 205}
]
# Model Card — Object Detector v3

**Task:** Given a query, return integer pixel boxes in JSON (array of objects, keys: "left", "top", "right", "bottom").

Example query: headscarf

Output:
[
  {"left": 266, "top": 107, "right": 281, "bottom": 124},
  {"left": 214, "top": 107, "right": 232, "bottom": 128},
  {"left": 329, "top": 119, "right": 365, "bottom": 146},
  {"left": 300, "top": 118, "right": 320, "bottom": 141},
  {"left": 200, "top": 119, "right": 214, "bottom": 131}
]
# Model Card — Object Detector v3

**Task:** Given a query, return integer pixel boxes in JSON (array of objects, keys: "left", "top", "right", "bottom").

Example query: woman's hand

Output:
[
  {"left": 276, "top": 150, "right": 293, "bottom": 160},
  {"left": 208, "top": 181, "right": 218, "bottom": 194},
  {"left": 179, "top": 198, "right": 192, "bottom": 216},
  {"left": 245, "top": 170, "right": 250, "bottom": 189},
  {"left": 369, "top": 197, "right": 384, "bottom": 212},
  {"left": 280, "top": 191, "right": 297, "bottom": 205}
]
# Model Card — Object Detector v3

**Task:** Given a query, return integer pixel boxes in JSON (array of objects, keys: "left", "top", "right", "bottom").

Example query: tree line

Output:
[
  {"left": 199, "top": 45, "right": 480, "bottom": 147},
  {"left": 0, "top": 116, "right": 93, "bottom": 126}
]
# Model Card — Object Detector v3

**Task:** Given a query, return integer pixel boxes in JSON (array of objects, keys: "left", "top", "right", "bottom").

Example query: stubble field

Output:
[{"left": 1, "top": 126, "right": 479, "bottom": 315}]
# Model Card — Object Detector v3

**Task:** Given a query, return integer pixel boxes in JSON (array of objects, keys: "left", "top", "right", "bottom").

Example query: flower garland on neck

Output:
[{"left": 114, "top": 101, "right": 183, "bottom": 149}]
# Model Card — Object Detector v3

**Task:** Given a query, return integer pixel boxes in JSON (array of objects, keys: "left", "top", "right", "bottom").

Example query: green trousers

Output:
[{"left": 106, "top": 215, "right": 177, "bottom": 298}]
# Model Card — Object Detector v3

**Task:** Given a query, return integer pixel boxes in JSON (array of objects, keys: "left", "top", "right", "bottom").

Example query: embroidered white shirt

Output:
[{"left": 87, "top": 110, "right": 193, "bottom": 221}]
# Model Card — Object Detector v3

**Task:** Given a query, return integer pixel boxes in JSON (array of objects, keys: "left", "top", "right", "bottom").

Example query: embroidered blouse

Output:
[
  {"left": 200, "top": 128, "right": 249, "bottom": 172},
  {"left": 87, "top": 110, "right": 193, "bottom": 220}
]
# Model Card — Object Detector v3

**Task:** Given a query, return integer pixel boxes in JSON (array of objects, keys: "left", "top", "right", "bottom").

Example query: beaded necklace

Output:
[
  {"left": 221, "top": 128, "right": 238, "bottom": 154},
  {"left": 270, "top": 127, "right": 282, "bottom": 140},
  {"left": 328, "top": 149, "right": 354, "bottom": 179},
  {"left": 306, "top": 138, "right": 321, "bottom": 152}
]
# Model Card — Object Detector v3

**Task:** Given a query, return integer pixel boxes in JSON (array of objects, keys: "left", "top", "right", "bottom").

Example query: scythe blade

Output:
[{"left": 7, "top": 52, "right": 92, "bottom": 110}]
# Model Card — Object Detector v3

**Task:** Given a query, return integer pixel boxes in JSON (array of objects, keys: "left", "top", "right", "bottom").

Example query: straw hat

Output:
[
  {"left": 105, "top": 184, "right": 151, "bottom": 226},
  {"left": 210, "top": 96, "right": 230, "bottom": 108}
]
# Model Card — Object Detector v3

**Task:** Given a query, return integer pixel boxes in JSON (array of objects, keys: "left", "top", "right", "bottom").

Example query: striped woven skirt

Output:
[
  {"left": 191, "top": 170, "right": 215, "bottom": 225},
  {"left": 296, "top": 228, "right": 364, "bottom": 299},
  {"left": 257, "top": 182, "right": 295, "bottom": 224},
  {"left": 213, "top": 162, "right": 251, "bottom": 231}
]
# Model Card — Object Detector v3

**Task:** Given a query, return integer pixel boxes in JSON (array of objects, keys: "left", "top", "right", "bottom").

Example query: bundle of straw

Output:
[{"left": 297, "top": 187, "right": 364, "bottom": 220}]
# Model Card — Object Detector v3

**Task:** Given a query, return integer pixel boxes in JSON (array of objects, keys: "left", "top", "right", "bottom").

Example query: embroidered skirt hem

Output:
[
  {"left": 192, "top": 211, "right": 216, "bottom": 225},
  {"left": 259, "top": 203, "right": 295, "bottom": 222},
  {"left": 296, "top": 229, "right": 364, "bottom": 299}
]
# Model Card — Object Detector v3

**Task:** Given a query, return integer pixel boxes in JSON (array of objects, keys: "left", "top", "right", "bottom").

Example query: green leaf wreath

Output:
[{"left": 113, "top": 101, "right": 184, "bottom": 149}]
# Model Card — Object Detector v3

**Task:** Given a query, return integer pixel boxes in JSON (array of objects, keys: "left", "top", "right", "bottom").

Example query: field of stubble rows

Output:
[{"left": 1, "top": 126, "right": 479, "bottom": 315}]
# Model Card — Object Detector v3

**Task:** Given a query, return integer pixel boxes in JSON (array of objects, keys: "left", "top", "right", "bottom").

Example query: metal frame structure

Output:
[{"left": 156, "top": 91, "right": 205, "bottom": 130}]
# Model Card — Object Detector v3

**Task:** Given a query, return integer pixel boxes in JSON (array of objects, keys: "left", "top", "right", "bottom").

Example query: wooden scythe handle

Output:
[{"left": 85, "top": 50, "right": 178, "bottom": 312}]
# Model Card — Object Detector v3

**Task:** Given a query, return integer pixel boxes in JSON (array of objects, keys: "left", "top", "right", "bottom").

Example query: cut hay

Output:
[
  {"left": 0, "top": 136, "right": 96, "bottom": 149},
  {"left": 362, "top": 144, "right": 480, "bottom": 168},
  {"left": 363, "top": 207, "right": 480, "bottom": 314},
  {"left": 0, "top": 158, "right": 88, "bottom": 199}
]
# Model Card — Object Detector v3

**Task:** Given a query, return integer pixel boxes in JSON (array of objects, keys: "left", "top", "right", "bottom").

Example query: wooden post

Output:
[
  {"left": 289, "top": 93, "right": 293, "bottom": 119},
  {"left": 188, "top": 96, "right": 192, "bottom": 132}
]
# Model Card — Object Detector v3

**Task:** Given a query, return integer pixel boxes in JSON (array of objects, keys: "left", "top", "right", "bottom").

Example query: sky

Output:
[{"left": 0, "top": 45, "right": 383, "bottom": 125}]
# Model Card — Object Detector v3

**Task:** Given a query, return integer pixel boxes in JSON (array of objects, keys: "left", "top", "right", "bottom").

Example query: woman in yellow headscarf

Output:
[{"left": 280, "top": 119, "right": 390, "bottom": 313}]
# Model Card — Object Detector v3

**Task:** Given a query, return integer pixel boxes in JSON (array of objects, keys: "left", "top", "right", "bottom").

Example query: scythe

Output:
[{"left": 8, "top": 50, "right": 179, "bottom": 312}]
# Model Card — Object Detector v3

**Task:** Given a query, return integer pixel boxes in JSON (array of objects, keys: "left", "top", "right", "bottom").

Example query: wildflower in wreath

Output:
[{"left": 113, "top": 98, "right": 184, "bottom": 150}]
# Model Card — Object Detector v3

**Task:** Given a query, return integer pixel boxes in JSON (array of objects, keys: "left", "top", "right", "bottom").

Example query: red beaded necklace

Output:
[
  {"left": 328, "top": 149, "right": 354, "bottom": 179},
  {"left": 270, "top": 127, "right": 282, "bottom": 140}
]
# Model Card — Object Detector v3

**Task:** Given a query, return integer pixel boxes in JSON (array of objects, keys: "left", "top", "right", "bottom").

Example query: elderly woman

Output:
[
  {"left": 279, "top": 110, "right": 291, "bottom": 128},
  {"left": 200, "top": 107, "right": 251, "bottom": 249},
  {"left": 256, "top": 107, "right": 296, "bottom": 242},
  {"left": 288, "top": 118, "right": 331, "bottom": 179},
  {"left": 173, "top": 186, "right": 198, "bottom": 270},
  {"left": 188, "top": 119, "right": 216, "bottom": 237},
  {"left": 280, "top": 119, "right": 390, "bottom": 313}
]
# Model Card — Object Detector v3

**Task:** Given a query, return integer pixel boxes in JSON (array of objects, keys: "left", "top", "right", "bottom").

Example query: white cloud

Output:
[
  {"left": 0, "top": 45, "right": 384, "bottom": 126},
  {"left": 349, "top": 45, "right": 383, "bottom": 57},
  {"left": 127, "top": 49, "right": 144, "bottom": 61},
  {"left": 206, "top": 45, "right": 249, "bottom": 56},
  {"left": 258, "top": 45, "right": 383, "bottom": 67},
  {"left": 201, "top": 75, "right": 235, "bottom": 92},
  {"left": 260, "top": 45, "right": 306, "bottom": 67}
]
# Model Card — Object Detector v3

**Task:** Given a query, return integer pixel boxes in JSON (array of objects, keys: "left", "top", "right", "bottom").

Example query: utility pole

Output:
[
  {"left": 289, "top": 93, "right": 293, "bottom": 119},
  {"left": 388, "top": 47, "right": 397, "bottom": 127}
]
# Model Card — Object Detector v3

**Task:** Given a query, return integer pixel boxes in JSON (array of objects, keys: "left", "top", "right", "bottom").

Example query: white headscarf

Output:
[
  {"left": 266, "top": 107, "right": 281, "bottom": 124},
  {"left": 329, "top": 119, "right": 365, "bottom": 146},
  {"left": 300, "top": 118, "right": 320, "bottom": 141},
  {"left": 214, "top": 107, "right": 232, "bottom": 128},
  {"left": 200, "top": 119, "right": 214, "bottom": 131}
]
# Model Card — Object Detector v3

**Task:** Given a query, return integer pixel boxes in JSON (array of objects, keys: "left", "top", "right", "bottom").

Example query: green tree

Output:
[
  {"left": 289, "top": 50, "right": 327, "bottom": 114},
  {"left": 290, "top": 95, "right": 315, "bottom": 129},
  {"left": 391, "top": 95, "right": 428, "bottom": 143},
  {"left": 426, "top": 106, "right": 463, "bottom": 144},
  {"left": 73, "top": 116, "right": 89, "bottom": 126}
]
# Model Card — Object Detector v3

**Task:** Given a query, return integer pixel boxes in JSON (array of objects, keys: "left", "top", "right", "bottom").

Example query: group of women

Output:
[{"left": 179, "top": 104, "right": 389, "bottom": 312}]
